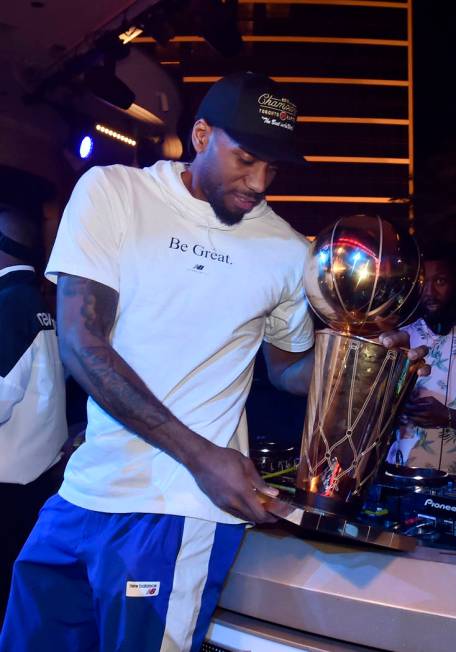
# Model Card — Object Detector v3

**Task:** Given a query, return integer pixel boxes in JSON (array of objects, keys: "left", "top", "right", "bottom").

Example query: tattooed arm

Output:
[{"left": 57, "top": 273, "right": 277, "bottom": 522}]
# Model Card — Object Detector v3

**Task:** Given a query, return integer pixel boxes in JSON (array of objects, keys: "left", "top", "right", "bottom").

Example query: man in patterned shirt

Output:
[{"left": 387, "top": 243, "right": 456, "bottom": 472}]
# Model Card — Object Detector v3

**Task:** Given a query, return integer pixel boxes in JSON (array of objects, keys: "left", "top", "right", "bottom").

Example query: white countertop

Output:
[{"left": 217, "top": 526, "right": 456, "bottom": 652}]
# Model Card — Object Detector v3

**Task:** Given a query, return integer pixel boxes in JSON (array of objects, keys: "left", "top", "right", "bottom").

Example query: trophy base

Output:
[
  {"left": 263, "top": 490, "right": 416, "bottom": 552},
  {"left": 294, "top": 487, "right": 362, "bottom": 518}
]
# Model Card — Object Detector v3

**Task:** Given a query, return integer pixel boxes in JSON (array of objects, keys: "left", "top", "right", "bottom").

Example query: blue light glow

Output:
[
  {"left": 79, "top": 135, "right": 94, "bottom": 159},
  {"left": 351, "top": 251, "right": 362, "bottom": 264},
  {"left": 319, "top": 249, "right": 330, "bottom": 265}
]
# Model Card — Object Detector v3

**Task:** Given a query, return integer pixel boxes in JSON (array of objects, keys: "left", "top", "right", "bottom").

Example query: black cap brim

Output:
[{"left": 224, "top": 127, "right": 308, "bottom": 165}]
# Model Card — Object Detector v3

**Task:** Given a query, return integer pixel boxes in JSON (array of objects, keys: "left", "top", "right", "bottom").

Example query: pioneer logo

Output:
[{"left": 424, "top": 498, "right": 456, "bottom": 512}]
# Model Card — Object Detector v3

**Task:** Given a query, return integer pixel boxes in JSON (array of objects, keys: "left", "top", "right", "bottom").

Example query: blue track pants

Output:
[{"left": 0, "top": 494, "right": 245, "bottom": 652}]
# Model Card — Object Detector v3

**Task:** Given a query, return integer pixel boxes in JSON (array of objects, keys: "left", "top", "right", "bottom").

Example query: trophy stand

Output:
[
  {"left": 262, "top": 330, "right": 419, "bottom": 551},
  {"left": 263, "top": 493, "right": 417, "bottom": 551}
]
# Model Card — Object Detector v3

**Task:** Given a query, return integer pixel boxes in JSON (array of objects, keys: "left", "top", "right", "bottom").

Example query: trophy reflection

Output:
[{"left": 265, "top": 215, "right": 423, "bottom": 550}]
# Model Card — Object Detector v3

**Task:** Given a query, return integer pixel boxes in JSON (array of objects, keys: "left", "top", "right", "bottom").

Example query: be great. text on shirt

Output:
[{"left": 169, "top": 236, "right": 232, "bottom": 264}]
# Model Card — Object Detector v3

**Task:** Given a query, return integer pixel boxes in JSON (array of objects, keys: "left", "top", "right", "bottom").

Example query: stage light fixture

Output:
[
  {"left": 119, "top": 27, "right": 144, "bottom": 45},
  {"left": 194, "top": 0, "right": 242, "bottom": 57},
  {"left": 84, "top": 66, "right": 135, "bottom": 110},
  {"left": 79, "top": 135, "right": 94, "bottom": 159},
  {"left": 95, "top": 124, "right": 137, "bottom": 147},
  {"left": 138, "top": 2, "right": 177, "bottom": 47}
]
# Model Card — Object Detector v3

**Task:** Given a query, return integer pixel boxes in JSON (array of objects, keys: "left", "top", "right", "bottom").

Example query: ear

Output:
[{"left": 191, "top": 119, "right": 213, "bottom": 154}]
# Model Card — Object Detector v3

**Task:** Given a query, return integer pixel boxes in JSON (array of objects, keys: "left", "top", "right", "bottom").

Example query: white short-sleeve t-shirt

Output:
[{"left": 46, "top": 161, "right": 314, "bottom": 523}]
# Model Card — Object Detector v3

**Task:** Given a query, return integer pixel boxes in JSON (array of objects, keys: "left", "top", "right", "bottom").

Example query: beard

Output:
[
  {"left": 198, "top": 157, "right": 260, "bottom": 226},
  {"left": 421, "top": 303, "right": 456, "bottom": 335},
  {"left": 205, "top": 187, "right": 245, "bottom": 226}
]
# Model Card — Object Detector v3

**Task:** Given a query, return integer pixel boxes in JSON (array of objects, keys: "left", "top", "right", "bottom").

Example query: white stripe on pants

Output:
[{"left": 160, "top": 517, "right": 217, "bottom": 652}]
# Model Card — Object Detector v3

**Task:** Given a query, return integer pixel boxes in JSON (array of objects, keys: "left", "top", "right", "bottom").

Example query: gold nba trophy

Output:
[{"left": 264, "top": 215, "right": 423, "bottom": 551}]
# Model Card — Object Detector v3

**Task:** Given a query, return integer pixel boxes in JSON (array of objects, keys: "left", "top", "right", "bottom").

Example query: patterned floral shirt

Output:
[{"left": 388, "top": 319, "right": 456, "bottom": 472}]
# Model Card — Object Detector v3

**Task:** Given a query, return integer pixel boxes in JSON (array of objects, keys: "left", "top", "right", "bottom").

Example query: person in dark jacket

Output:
[{"left": 0, "top": 204, "right": 67, "bottom": 621}]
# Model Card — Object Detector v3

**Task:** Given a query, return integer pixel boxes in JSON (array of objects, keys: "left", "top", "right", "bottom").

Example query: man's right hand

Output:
[{"left": 189, "top": 443, "right": 279, "bottom": 524}]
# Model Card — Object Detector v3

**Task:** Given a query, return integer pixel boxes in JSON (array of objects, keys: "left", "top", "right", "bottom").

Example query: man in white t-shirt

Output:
[
  {"left": 387, "top": 244, "right": 456, "bottom": 471},
  {"left": 0, "top": 72, "right": 428, "bottom": 652}
]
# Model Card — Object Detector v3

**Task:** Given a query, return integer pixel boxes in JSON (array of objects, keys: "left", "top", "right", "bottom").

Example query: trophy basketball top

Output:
[{"left": 303, "top": 214, "right": 423, "bottom": 337}]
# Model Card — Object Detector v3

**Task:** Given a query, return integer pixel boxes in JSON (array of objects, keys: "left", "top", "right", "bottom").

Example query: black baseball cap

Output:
[{"left": 195, "top": 71, "right": 306, "bottom": 165}]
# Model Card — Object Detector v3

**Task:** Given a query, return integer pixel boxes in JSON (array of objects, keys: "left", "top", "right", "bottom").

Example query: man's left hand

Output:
[{"left": 378, "top": 330, "right": 430, "bottom": 377}]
